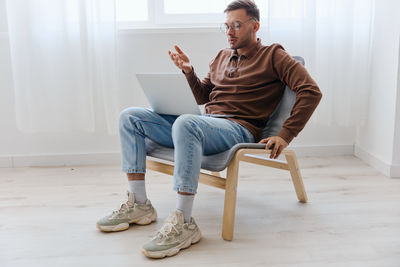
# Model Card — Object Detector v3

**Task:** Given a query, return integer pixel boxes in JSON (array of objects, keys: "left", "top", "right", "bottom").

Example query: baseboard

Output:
[
  {"left": 0, "top": 152, "right": 121, "bottom": 168},
  {"left": 289, "top": 144, "right": 354, "bottom": 157},
  {"left": 0, "top": 145, "right": 353, "bottom": 168},
  {"left": 354, "top": 145, "right": 400, "bottom": 178},
  {"left": 0, "top": 157, "right": 13, "bottom": 168},
  {"left": 390, "top": 165, "right": 400, "bottom": 178}
]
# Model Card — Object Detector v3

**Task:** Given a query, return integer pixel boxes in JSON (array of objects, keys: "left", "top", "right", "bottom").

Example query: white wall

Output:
[
  {"left": 355, "top": 0, "right": 400, "bottom": 177},
  {"left": 388, "top": 38, "right": 400, "bottom": 177},
  {"left": 394, "top": 43, "right": 400, "bottom": 167}
]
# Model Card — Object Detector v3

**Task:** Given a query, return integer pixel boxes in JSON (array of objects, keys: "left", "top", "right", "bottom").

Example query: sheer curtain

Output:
[
  {"left": 6, "top": 0, "right": 119, "bottom": 133},
  {"left": 259, "top": 0, "right": 374, "bottom": 128},
  {"left": 5, "top": 0, "right": 374, "bottom": 134}
]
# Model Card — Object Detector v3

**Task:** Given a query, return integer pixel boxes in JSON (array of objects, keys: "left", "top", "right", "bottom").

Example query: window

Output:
[
  {"left": 116, "top": 0, "right": 149, "bottom": 22},
  {"left": 164, "top": 0, "right": 231, "bottom": 14},
  {"left": 116, "top": 0, "right": 268, "bottom": 29}
]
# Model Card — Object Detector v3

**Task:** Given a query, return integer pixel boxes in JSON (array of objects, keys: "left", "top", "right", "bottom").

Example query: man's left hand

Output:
[{"left": 258, "top": 136, "right": 288, "bottom": 159}]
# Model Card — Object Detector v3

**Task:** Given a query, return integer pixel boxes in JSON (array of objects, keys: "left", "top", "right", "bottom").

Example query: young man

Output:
[{"left": 96, "top": 0, "right": 322, "bottom": 259}]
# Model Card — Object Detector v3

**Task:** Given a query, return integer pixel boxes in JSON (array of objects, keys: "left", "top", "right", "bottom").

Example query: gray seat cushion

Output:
[
  {"left": 146, "top": 139, "right": 266, "bottom": 172},
  {"left": 146, "top": 56, "right": 304, "bottom": 172}
]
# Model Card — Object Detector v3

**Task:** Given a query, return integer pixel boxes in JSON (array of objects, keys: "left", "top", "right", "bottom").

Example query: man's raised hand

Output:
[{"left": 168, "top": 45, "right": 192, "bottom": 74}]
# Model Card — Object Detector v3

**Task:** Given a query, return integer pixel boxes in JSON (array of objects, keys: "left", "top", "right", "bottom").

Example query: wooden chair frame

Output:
[{"left": 146, "top": 148, "right": 307, "bottom": 241}]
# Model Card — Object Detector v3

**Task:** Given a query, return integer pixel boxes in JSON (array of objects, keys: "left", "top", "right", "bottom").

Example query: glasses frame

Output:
[{"left": 220, "top": 18, "right": 256, "bottom": 34}]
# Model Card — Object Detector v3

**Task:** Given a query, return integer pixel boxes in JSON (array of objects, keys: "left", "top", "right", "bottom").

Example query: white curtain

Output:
[
  {"left": 259, "top": 0, "right": 373, "bottom": 128},
  {"left": 5, "top": 0, "right": 373, "bottom": 134},
  {"left": 6, "top": 0, "right": 119, "bottom": 133}
]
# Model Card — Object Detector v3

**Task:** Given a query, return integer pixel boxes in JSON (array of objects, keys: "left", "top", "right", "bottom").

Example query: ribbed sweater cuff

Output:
[
  {"left": 182, "top": 66, "right": 194, "bottom": 75},
  {"left": 182, "top": 66, "right": 196, "bottom": 83},
  {"left": 277, "top": 128, "right": 295, "bottom": 144}
]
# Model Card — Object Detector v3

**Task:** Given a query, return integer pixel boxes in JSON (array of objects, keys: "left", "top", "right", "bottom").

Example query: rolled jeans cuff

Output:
[
  {"left": 123, "top": 168, "right": 146, "bottom": 174},
  {"left": 173, "top": 185, "right": 197, "bottom": 194}
]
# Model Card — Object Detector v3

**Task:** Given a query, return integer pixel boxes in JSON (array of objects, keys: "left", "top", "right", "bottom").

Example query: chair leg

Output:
[
  {"left": 222, "top": 155, "right": 240, "bottom": 241},
  {"left": 285, "top": 151, "right": 308, "bottom": 203}
]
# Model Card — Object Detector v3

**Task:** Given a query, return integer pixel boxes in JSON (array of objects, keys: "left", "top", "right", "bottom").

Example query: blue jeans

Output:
[{"left": 119, "top": 107, "right": 254, "bottom": 194}]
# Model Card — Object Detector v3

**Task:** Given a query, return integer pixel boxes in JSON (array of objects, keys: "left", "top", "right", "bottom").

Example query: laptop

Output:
[{"left": 136, "top": 73, "right": 202, "bottom": 116}]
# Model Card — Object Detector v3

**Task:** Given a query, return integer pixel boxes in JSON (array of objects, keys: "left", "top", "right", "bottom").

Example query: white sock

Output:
[
  {"left": 176, "top": 194, "right": 195, "bottom": 223},
  {"left": 128, "top": 180, "right": 147, "bottom": 204}
]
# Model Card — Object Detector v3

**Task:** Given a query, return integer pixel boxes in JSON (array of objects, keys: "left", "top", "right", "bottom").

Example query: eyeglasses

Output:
[{"left": 220, "top": 18, "right": 255, "bottom": 33}]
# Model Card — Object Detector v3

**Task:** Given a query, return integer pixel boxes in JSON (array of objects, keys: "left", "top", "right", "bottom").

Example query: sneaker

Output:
[
  {"left": 96, "top": 191, "right": 157, "bottom": 232},
  {"left": 141, "top": 210, "right": 201, "bottom": 258}
]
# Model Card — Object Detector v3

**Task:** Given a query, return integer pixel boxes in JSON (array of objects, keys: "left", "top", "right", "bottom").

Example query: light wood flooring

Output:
[{"left": 1, "top": 155, "right": 399, "bottom": 266}]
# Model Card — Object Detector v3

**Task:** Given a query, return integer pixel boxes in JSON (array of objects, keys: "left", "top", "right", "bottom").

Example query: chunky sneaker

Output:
[
  {"left": 96, "top": 191, "right": 157, "bottom": 232},
  {"left": 142, "top": 210, "right": 201, "bottom": 258}
]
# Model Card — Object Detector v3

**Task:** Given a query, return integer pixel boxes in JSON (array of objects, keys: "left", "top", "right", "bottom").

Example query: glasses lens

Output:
[
  {"left": 220, "top": 23, "right": 228, "bottom": 33},
  {"left": 233, "top": 21, "right": 240, "bottom": 31}
]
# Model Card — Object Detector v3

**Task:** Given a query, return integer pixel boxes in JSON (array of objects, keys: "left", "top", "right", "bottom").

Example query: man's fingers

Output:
[
  {"left": 270, "top": 143, "right": 279, "bottom": 159},
  {"left": 259, "top": 136, "right": 288, "bottom": 159},
  {"left": 169, "top": 51, "right": 177, "bottom": 61},
  {"left": 266, "top": 140, "right": 273, "bottom": 149},
  {"left": 174, "top": 45, "right": 183, "bottom": 54},
  {"left": 275, "top": 146, "right": 284, "bottom": 159},
  {"left": 169, "top": 51, "right": 178, "bottom": 58},
  {"left": 174, "top": 54, "right": 181, "bottom": 63},
  {"left": 170, "top": 53, "right": 182, "bottom": 66}
]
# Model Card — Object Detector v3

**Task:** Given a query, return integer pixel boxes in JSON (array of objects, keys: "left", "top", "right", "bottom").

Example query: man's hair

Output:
[{"left": 224, "top": 0, "right": 260, "bottom": 22}]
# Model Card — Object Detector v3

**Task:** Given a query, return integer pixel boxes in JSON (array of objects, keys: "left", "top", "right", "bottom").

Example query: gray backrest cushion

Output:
[{"left": 261, "top": 56, "right": 305, "bottom": 139}]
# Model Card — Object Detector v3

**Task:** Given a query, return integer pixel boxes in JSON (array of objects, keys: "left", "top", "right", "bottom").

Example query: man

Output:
[{"left": 96, "top": 0, "right": 322, "bottom": 259}]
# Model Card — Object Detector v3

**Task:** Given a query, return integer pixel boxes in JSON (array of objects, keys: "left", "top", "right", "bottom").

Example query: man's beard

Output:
[{"left": 229, "top": 33, "right": 251, "bottom": 50}]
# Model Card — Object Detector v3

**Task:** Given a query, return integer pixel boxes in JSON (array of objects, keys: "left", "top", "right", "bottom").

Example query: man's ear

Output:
[{"left": 253, "top": 21, "right": 260, "bottom": 32}]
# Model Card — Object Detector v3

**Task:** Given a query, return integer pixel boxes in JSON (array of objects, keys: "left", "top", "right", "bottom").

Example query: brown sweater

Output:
[{"left": 184, "top": 39, "right": 322, "bottom": 143}]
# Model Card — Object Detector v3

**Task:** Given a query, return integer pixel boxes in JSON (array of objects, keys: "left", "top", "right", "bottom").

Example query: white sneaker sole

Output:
[
  {"left": 141, "top": 229, "right": 202, "bottom": 259},
  {"left": 96, "top": 210, "right": 157, "bottom": 232}
]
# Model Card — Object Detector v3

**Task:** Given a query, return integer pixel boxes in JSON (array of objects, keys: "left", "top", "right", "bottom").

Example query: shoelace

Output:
[
  {"left": 156, "top": 215, "right": 180, "bottom": 239},
  {"left": 110, "top": 201, "right": 134, "bottom": 219},
  {"left": 159, "top": 222, "right": 179, "bottom": 238}
]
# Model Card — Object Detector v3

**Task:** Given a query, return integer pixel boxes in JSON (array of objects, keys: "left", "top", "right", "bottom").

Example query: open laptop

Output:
[{"left": 136, "top": 73, "right": 202, "bottom": 116}]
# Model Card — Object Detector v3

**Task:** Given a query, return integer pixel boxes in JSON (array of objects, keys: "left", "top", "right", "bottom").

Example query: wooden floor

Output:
[{"left": 1, "top": 155, "right": 400, "bottom": 266}]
